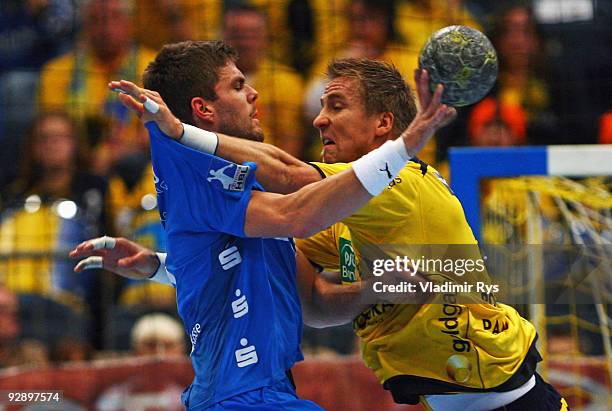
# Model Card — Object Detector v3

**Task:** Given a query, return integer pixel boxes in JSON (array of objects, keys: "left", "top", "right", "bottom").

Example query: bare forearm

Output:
[
  {"left": 246, "top": 170, "right": 371, "bottom": 238},
  {"left": 216, "top": 134, "right": 315, "bottom": 194}
]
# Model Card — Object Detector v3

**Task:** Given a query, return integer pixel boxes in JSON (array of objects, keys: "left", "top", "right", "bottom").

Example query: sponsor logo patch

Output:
[{"left": 207, "top": 163, "right": 250, "bottom": 192}]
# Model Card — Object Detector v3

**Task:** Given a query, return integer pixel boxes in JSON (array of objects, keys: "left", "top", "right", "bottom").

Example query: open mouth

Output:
[{"left": 322, "top": 138, "right": 335, "bottom": 146}]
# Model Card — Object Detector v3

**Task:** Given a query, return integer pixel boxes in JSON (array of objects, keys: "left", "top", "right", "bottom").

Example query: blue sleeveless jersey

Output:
[{"left": 146, "top": 123, "right": 304, "bottom": 409}]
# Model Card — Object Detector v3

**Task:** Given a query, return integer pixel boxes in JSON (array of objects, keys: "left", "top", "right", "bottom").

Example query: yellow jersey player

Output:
[{"left": 197, "top": 58, "right": 567, "bottom": 411}]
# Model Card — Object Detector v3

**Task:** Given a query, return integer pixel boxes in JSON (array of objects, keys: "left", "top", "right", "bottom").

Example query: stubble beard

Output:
[{"left": 216, "top": 106, "right": 264, "bottom": 142}]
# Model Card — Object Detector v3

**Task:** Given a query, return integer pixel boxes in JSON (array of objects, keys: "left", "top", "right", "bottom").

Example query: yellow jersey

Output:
[{"left": 297, "top": 159, "right": 539, "bottom": 404}]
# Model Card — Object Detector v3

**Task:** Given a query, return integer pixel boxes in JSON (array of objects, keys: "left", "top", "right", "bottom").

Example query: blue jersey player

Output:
[
  {"left": 71, "top": 40, "right": 453, "bottom": 410},
  {"left": 147, "top": 122, "right": 308, "bottom": 409}
]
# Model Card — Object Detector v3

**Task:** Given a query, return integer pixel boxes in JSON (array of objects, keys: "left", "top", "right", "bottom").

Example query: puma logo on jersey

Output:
[
  {"left": 380, "top": 162, "right": 392, "bottom": 179},
  {"left": 207, "top": 164, "right": 250, "bottom": 191}
]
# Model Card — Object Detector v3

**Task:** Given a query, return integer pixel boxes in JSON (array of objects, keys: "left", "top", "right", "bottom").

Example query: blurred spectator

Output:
[
  {"left": 307, "top": 0, "right": 417, "bottom": 77},
  {"left": 536, "top": 0, "right": 612, "bottom": 144},
  {"left": 38, "top": 0, "right": 156, "bottom": 175},
  {"left": 130, "top": 313, "right": 186, "bottom": 358},
  {"left": 600, "top": 110, "right": 612, "bottom": 144},
  {"left": 106, "top": 156, "right": 172, "bottom": 311},
  {"left": 17, "top": 339, "right": 51, "bottom": 369},
  {"left": 471, "top": 4, "right": 558, "bottom": 146},
  {"left": 0, "top": 286, "right": 21, "bottom": 367},
  {"left": 95, "top": 313, "right": 186, "bottom": 411},
  {"left": 0, "top": 111, "right": 109, "bottom": 348},
  {"left": 0, "top": 0, "right": 78, "bottom": 189},
  {"left": 224, "top": 5, "right": 306, "bottom": 157},
  {"left": 304, "top": 0, "right": 351, "bottom": 73},
  {"left": 285, "top": 0, "right": 315, "bottom": 73},
  {"left": 51, "top": 336, "right": 92, "bottom": 363},
  {"left": 0, "top": 286, "right": 52, "bottom": 369},
  {"left": 437, "top": 3, "right": 560, "bottom": 166},
  {"left": 396, "top": 0, "right": 482, "bottom": 54},
  {"left": 133, "top": 0, "right": 222, "bottom": 51}
]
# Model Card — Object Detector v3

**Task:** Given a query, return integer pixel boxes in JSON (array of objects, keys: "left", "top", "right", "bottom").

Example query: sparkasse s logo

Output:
[{"left": 219, "top": 246, "right": 242, "bottom": 270}]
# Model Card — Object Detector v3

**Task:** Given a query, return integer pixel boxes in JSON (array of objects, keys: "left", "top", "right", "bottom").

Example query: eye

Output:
[{"left": 234, "top": 80, "right": 244, "bottom": 91}]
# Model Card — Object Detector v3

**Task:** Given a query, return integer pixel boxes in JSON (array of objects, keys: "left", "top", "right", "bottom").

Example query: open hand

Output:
[
  {"left": 108, "top": 79, "right": 184, "bottom": 139},
  {"left": 69, "top": 236, "right": 160, "bottom": 280}
]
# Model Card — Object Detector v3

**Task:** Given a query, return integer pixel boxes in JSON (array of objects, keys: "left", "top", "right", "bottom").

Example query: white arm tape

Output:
[
  {"left": 148, "top": 252, "right": 173, "bottom": 285},
  {"left": 352, "top": 138, "right": 411, "bottom": 196},
  {"left": 143, "top": 97, "right": 160, "bottom": 114},
  {"left": 180, "top": 123, "right": 219, "bottom": 154}
]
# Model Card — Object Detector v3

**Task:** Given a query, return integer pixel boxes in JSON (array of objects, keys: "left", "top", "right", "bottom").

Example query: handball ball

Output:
[{"left": 419, "top": 25, "right": 498, "bottom": 107}]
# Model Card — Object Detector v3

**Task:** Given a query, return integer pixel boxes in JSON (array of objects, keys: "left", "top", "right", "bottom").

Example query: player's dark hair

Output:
[
  {"left": 143, "top": 40, "right": 238, "bottom": 124},
  {"left": 326, "top": 58, "right": 417, "bottom": 137}
]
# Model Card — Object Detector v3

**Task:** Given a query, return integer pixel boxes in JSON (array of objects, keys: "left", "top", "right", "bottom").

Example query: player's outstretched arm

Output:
[
  {"left": 108, "top": 70, "right": 454, "bottom": 195},
  {"left": 69, "top": 236, "right": 162, "bottom": 281},
  {"left": 108, "top": 80, "right": 318, "bottom": 194}
]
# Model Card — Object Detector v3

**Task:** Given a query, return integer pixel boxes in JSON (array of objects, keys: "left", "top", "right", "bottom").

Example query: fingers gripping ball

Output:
[{"left": 419, "top": 25, "right": 498, "bottom": 107}]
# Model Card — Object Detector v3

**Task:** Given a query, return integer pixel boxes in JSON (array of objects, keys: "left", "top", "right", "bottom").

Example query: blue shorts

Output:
[{"left": 200, "top": 377, "right": 324, "bottom": 411}]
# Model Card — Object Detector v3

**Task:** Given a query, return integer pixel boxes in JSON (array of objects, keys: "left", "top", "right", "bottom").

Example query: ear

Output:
[
  {"left": 375, "top": 112, "right": 394, "bottom": 137},
  {"left": 191, "top": 97, "right": 215, "bottom": 126}
]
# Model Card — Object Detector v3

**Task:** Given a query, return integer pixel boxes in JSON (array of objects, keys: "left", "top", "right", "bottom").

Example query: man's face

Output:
[
  {"left": 34, "top": 116, "right": 76, "bottom": 170},
  {"left": 349, "top": 1, "right": 390, "bottom": 52},
  {"left": 85, "top": 0, "right": 132, "bottom": 61},
  {"left": 223, "top": 11, "right": 266, "bottom": 73},
  {"left": 211, "top": 62, "right": 264, "bottom": 142},
  {"left": 313, "top": 77, "right": 381, "bottom": 163}
]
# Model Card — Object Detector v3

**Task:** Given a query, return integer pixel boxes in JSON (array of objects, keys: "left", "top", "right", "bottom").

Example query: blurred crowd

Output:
[{"left": 0, "top": 0, "right": 610, "bottom": 375}]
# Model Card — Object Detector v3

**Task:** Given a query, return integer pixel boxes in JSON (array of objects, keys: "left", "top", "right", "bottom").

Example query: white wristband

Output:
[
  {"left": 180, "top": 123, "right": 219, "bottom": 154},
  {"left": 148, "top": 252, "right": 174, "bottom": 285},
  {"left": 352, "top": 138, "right": 412, "bottom": 196}
]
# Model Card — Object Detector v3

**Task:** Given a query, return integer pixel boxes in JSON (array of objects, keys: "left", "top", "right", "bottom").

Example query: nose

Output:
[
  {"left": 313, "top": 111, "right": 329, "bottom": 129},
  {"left": 246, "top": 84, "right": 258, "bottom": 103}
]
